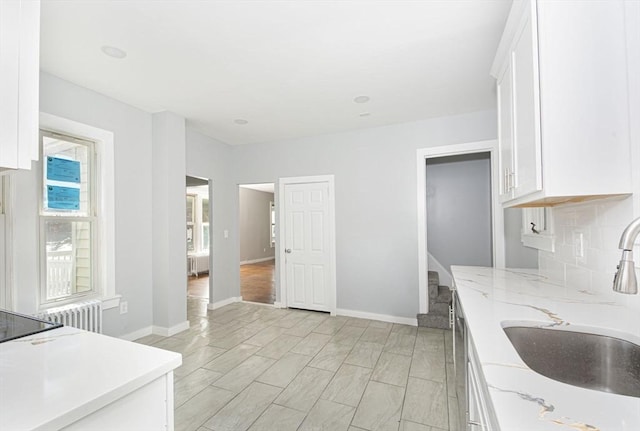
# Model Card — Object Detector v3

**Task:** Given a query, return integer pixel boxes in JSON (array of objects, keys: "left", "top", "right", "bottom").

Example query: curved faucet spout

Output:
[
  {"left": 619, "top": 216, "right": 640, "bottom": 250},
  {"left": 613, "top": 217, "right": 640, "bottom": 294}
]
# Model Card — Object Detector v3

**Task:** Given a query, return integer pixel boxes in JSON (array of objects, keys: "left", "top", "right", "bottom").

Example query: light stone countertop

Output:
[
  {"left": 0, "top": 326, "right": 181, "bottom": 430},
  {"left": 452, "top": 266, "right": 640, "bottom": 431}
]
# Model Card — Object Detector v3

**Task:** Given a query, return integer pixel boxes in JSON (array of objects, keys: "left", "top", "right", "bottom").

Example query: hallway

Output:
[{"left": 241, "top": 260, "right": 275, "bottom": 304}]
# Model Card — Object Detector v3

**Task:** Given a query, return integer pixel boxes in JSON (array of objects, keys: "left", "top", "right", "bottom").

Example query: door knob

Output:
[{"left": 285, "top": 248, "right": 292, "bottom": 253}]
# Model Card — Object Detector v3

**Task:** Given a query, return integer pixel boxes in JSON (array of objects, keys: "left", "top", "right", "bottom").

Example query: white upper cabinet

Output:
[
  {"left": 0, "top": 0, "right": 40, "bottom": 172},
  {"left": 491, "top": 0, "right": 633, "bottom": 207}
]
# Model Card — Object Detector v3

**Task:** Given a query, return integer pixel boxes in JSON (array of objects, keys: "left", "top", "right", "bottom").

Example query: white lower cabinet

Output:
[
  {"left": 467, "top": 339, "right": 497, "bottom": 430},
  {"left": 62, "top": 372, "right": 175, "bottom": 431}
]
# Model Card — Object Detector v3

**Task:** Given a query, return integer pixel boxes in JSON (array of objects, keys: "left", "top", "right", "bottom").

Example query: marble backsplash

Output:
[{"left": 538, "top": 195, "right": 640, "bottom": 312}]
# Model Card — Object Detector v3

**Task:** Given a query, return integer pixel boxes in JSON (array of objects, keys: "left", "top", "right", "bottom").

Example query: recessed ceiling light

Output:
[
  {"left": 359, "top": 112, "right": 371, "bottom": 117},
  {"left": 101, "top": 45, "right": 127, "bottom": 59},
  {"left": 234, "top": 119, "right": 249, "bottom": 125},
  {"left": 353, "top": 96, "right": 370, "bottom": 104}
]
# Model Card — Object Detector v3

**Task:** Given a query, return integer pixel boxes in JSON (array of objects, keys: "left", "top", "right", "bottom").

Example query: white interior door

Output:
[{"left": 281, "top": 177, "right": 335, "bottom": 313}]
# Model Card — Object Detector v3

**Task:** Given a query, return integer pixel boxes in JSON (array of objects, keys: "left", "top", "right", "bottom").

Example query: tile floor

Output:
[{"left": 135, "top": 299, "right": 459, "bottom": 431}]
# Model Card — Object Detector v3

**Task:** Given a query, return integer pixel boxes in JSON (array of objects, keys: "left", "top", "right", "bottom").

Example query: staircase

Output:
[{"left": 417, "top": 270, "right": 452, "bottom": 329}]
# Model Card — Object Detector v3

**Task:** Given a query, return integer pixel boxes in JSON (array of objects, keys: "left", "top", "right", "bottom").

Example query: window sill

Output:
[
  {"left": 102, "top": 294, "right": 121, "bottom": 310},
  {"left": 521, "top": 232, "right": 555, "bottom": 252}
]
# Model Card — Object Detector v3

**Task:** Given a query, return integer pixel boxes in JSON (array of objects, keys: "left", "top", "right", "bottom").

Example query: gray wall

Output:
[
  {"left": 504, "top": 208, "right": 538, "bottom": 268},
  {"left": 13, "top": 73, "right": 154, "bottom": 336},
  {"left": 239, "top": 188, "right": 275, "bottom": 263},
  {"left": 229, "top": 110, "right": 497, "bottom": 318},
  {"left": 426, "top": 153, "right": 492, "bottom": 272},
  {"left": 185, "top": 128, "right": 237, "bottom": 304}
]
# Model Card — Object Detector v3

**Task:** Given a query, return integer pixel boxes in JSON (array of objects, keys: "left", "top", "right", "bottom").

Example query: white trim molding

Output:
[
  {"left": 240, "top": 257, "right": 275, "bottom": 265},
  {"left": 207, "top": 296, "right": 242, "bottom": 310},
  {"left": 119, "top": 326, "right": 153, "bottom": 342},
  {"left": 336, "top": 308, "right": 417, "bottom": 326},
  {"left": 416, "top": 140, "right": 504, "bottom": 314},
  {"left": 152, "top": 321, "right": 190, "bottom": 337}
]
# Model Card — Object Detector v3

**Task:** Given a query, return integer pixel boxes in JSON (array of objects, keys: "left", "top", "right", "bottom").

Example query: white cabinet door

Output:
[
  {"left": 0, "top": 0, "right": 40, "bottom": 171},
  {"left": 284, "top": 181, "right": 332, "bottom": 312},
  {"left": 496, "top": 61, "right": 514, "bottom": 203},
  {"left": 511, "top": 6, "right": 542, "bottom": 199}
]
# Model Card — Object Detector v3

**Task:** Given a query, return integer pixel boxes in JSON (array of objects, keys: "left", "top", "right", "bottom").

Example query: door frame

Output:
[
  {"left": 277, "top": 175, "right": 336, "bottom": 315},
  {"left": 416, "top": 140, "right": 505, "bottom": 314}
]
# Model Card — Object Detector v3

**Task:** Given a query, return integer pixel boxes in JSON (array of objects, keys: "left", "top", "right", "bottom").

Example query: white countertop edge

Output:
[{"left": 35, "top": 357, "right": 181, "bottom": 431}]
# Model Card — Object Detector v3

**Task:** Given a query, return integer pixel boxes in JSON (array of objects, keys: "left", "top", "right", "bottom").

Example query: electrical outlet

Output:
[
  {"left": 120, "top": 301, "right": 128, "bottom": 314},
  {"left": 574, "top": 232, "right": 584, "bottom": 258}
]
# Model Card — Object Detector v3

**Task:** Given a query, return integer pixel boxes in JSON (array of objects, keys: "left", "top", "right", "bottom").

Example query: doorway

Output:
[
  {"left": 426, "top": 152, "right": 493, "bottom": 277},
  {"left": 186, "top": 175, "right": 211, "bottom": 300},
  {"left": 239, "top": 183, "right": 276, "bottom": 304},
  {"left": 416, "top": 140, "right": 505, "bottom": 314}
]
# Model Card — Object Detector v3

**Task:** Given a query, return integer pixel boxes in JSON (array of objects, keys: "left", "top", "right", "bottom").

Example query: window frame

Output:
[
  {"left": 38, "top": 130, "right": 98, "bottom": 306},
  {"left": 37, "top": 113, "right": 118, "bottom": 312}
]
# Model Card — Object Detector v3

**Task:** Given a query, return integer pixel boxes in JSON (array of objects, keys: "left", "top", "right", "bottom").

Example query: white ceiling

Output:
[{"left": 40, "top": 0, "right": 511, "bottom": 146}]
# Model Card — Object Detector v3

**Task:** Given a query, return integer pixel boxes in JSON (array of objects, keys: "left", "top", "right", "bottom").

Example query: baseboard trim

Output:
[
  {"left": 336, "top": 308, "right": 417, "bottom": 326},
  {"left": 119, "top": 326, "right": 153, "bottom": 342},
  {"left": 152, "top": 321, "right": 190, "bottom": 337},
  {"left": 240, "top": 257, "right": 275, "bottom": 265},
  {"left": 207, "top": 296, "right": 242, "bottom": 310},
  {"left": 273, "top": 301, "right": 285, "bottom": 309}
]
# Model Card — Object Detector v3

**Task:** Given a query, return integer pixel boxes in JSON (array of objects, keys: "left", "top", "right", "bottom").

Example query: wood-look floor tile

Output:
[
  {"left": 399, "top": 420, "right": 431, "bottom": 431},
  {"left": 351, "top": 381, "right": 404, "bottom": 431},
  {"left": 401, "top": 377, "right": 448, "bottom": 429},
  {"left": 344, "top": 341, "right": 383, "bottom": 369},
  {"left": 202, "top": 343, "right": 260, "bottom": 373},
  {"left": 274, "top": 366, "right": 334, "bottom": 412},
  {"left": 383, "top": 333, "right": 416, "bottom": 357},
  {"left": 256, "top": 352, "right": 312, "bottom": 388},
  {"left": 391, "top": 324, "right": 417, "bottom": 336},
  {"left": 175, "top": 345, "right": 226, "bottom": 379},
  {"left": 298, "top": 399, "right": 355, "bottom": 431},
  {"left": 174, "top": 385, "right": 236, "bottom": 431},
  {"left": 331, "top": 325, "right": 366, "bottom": 347},
  {"left": 371, "top": 352, "right": 412, "bottom": 387},
  {"left": 244, "top": 325, "right": 287, "bottom": 346},
  {"left": 409, "top": 347, "right": 446, "bottom": 383},
  {"left": 321, "top": 364, "right": 372, "bottom": 407},
  {"left": 213, "top": 355, "right": 276, "bottom": 393},
  {"left": 308, "top": 342, "right": 353, "bottom": 372},
  {"left": 290, "top": 332, "right": 332, "bottom": 356},
  {"left": 204, "top": 382, "right": 282, "bottom": 431},
  {"left": 313, "top": 318, "right": 347, "bottom": 335},
  {"left": 360, "top": 327, "right": 392, "bottom": 345},
  {"left": 174, "top": 368, "right": 223, "bottom": 408},
  {"left": 255, "top": 334, "right": 304, "bottom": 359},
  {"left": 247, "top": 404, "right": 306, "bottom": 431}
]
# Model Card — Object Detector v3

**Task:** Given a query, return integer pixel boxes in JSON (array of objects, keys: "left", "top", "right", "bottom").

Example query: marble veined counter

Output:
[
  {"left": 452, "top": 266, "right": 640, "bottom": 431},
  {"left": 0, "top": 326, "right": 181, "bottom": 430}
]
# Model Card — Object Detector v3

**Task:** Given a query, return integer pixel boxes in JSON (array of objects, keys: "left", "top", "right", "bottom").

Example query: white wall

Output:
[
  {"left": 239, "top": 187, "right": 275, "bottom": 263},
  {"left": 231, "top": 110, "right": 497, "bottom": 318},
  {"left": 426, "top": 153, "right": 493, "bottom": 273},
  {"left": 504, "top": 208, "right": 538, "bottom": 269}
]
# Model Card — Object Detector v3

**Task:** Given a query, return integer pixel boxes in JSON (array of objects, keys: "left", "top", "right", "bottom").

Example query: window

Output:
[
  {"left": 270, "top": 201, "right": 275, "bottom": 247},
  {"left": 521, "top": 207, "right": 555, "bottom": 252},
  {"left": 40, "top": 131, "right": 96, "bottom": 304},
  {"left": 186, "top": 194, "right": 196, "bottom": 252},
  {"left": 202, "top": 197, "right": 210, "bottom": 252}
]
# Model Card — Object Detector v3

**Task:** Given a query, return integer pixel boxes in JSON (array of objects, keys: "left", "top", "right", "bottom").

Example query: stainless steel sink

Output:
[{"left": 502, "top": 324, "right": 640, "bottom": 398}]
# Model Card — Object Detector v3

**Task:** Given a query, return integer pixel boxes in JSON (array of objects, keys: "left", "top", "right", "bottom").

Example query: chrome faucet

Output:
[{"left": 613, "top": 217, "right": 640, "bottom": 294}]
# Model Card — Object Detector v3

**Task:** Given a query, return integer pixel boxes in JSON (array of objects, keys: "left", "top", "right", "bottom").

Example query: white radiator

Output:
[{"left": 36, "top": 300, "right": 102, "bottom": 333}]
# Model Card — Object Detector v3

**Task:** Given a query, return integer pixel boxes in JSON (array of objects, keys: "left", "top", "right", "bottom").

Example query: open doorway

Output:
[
  {"left": 238, "top": 183, "right": 275, "bottom": 304},
  {"left": 186, "top": 176, "right": 211, "bottom": 300}
]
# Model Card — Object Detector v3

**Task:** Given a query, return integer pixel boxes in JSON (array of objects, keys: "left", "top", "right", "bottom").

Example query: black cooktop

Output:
[{"left": 0, "top": 310, "right": 63, "bottom": 343}]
